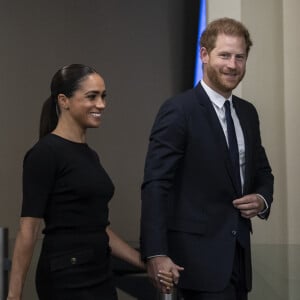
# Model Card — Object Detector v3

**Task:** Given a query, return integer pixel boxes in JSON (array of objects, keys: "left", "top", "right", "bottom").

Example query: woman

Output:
[{"left": 7, "top": 64, "right": 173, "bottom": 300}]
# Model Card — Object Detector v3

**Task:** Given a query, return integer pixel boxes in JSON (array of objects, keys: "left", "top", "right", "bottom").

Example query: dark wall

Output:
[{"left": 0, "top": 0, "right": 199, "bottom": 241}]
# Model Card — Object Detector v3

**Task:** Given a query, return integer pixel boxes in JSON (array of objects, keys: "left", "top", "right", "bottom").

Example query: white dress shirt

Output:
[
  {"left": 201, "top": 80, "right": 268, "bottom": 215},
  {"left": 201, "top": 80, "right": 246, "bottom": 190}
]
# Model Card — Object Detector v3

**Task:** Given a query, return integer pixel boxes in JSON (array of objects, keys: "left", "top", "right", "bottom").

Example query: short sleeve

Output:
[{"left": 21, "top": 142, "right": 56, "bottom": 218}]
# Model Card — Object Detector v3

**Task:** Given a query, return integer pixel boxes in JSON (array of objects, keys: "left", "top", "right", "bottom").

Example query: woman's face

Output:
[{"left": 62, "top": 73, "right": 107, "bottom": 130}]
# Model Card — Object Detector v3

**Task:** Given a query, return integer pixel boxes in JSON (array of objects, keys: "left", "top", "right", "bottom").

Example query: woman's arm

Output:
[
  {"left": 106, "top": 227, "right": 174, "bottom": 291},
  {"left": 106, "top": 227, "right": 145, "bottom": 269},
  {"left": 7, "top": 217, "right": 42, "bottom": 300}
]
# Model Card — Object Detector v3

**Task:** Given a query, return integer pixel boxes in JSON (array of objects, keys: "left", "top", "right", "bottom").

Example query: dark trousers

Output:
[{"left": 180, "top": 242, "right": 248, "bottom": 300}]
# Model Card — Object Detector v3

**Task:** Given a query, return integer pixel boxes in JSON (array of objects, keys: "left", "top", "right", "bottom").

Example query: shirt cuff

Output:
[
  {"left": 256, "top": 193, "right": 269, "bottom": 219},
  {"left": 147, "top": 255, "right": 167, "bottom": 260}
]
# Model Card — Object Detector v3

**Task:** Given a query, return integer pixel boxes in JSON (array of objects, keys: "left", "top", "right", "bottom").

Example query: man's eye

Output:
[
  {"left": 220, "top": 53, "right": 230, "bottom": 59},
  {"left": 236, "top": 55, "right": 245, "bottom": 61}
]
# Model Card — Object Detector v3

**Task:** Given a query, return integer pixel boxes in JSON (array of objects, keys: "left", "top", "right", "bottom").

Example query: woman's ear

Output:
[{"left": 57, "top": 94, "right": 70, "bottom": 110}]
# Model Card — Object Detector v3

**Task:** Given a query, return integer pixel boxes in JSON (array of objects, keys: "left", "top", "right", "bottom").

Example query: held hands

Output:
[
  {"left": 147, "top": 256, "right": 184, "bottom": 293},
  {"left": 232, "top": 193, "right": 265, "bottom": 219},
  {"left": 7, "top": 296, "right": 21, "bottom": 300},
  {"left": 156, "top": 270, "right": 174, "bottom": 292}
]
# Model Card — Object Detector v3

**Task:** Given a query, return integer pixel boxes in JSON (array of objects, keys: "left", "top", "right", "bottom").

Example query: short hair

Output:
[{"left": 200, "top": 17, "right": 253, "bottom": 55}]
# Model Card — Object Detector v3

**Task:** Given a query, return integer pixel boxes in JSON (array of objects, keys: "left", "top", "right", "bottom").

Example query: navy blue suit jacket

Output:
[{"left": 140, "top": 83, "right": 274, "bottom": 292}]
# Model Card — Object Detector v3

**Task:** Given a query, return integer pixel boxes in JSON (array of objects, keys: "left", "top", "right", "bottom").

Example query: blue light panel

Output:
[{"left": 194, "top": 0, "right": 207, "bottom": 86}]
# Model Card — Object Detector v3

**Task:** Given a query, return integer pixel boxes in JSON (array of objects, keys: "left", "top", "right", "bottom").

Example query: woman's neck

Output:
[{"left": 52, "top": 123, "right": 86, "bottom": 143}]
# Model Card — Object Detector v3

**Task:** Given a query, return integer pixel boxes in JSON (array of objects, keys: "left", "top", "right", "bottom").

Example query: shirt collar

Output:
[{"left": 201, "top": 80, "right": 232, "bottom": 109}]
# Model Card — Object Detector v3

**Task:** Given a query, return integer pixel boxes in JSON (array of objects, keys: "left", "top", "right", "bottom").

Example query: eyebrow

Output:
[
  {"left": 84, "top": 90, "right": 106, "bottom": 95},
  {"left": 219, "top": 51, "right": 246, "bottom": 55}
]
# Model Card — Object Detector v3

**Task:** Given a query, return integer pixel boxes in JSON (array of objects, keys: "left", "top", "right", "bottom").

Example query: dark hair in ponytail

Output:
[{"left": 39, "top": 64, "right": 98, "bottom": 139}]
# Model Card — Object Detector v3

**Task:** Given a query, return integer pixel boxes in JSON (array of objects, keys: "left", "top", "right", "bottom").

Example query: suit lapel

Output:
[
  {"left": 233, "top": 97, "right": 251, "bottom": 195},
  {"left": 195, "top": 84, "right": 241, "bottom": 195}
]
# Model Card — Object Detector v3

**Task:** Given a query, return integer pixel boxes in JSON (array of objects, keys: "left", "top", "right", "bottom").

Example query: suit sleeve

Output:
[
  {"left": 140, "top": 99, "right": 186, "bottom": 259},
  {"left": 251, "top": 106, "right": 274, "bottom": 219}
]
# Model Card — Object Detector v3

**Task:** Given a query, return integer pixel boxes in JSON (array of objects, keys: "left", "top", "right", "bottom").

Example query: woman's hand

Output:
[
  {"left": 147, "top": 256, "right": 184, "bottom": 293},
  {"left": 157, "top": 270, "right": 174, "bottom": 293}
]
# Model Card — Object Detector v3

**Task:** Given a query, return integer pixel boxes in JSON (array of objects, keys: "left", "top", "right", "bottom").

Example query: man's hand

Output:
[
  {"left": 233, "top": 194, "right": 265, "bottom": 219},
  {"left": 146, "top": 256, "right": 184, "bottom": 293}
]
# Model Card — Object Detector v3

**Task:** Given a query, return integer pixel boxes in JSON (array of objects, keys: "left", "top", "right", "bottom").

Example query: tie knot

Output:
[{"left": 224, "top": 100, "right": 231, "bottom": 110}]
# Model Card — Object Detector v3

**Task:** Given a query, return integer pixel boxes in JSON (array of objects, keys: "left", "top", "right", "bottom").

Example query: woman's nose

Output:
[{"left": 96, "top": 97, "right": 106, "bottom": 109}]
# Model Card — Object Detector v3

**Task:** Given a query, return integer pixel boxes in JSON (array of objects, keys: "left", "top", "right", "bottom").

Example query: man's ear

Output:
[
  {"left": 57, "top": 94, "right": 69, "bottom": 110},
  {"left": 200, "top": 47, "right": 209, "bottom": 64}
]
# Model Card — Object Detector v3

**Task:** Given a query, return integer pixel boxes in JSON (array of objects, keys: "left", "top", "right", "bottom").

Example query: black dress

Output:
[{"left": 21, "top": 134, "right": 118, "bottom": 300}]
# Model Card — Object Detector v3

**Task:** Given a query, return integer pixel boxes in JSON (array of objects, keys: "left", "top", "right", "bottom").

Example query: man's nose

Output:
[{"left": 227, "top": 56, "right": 237, "bottom": 69}]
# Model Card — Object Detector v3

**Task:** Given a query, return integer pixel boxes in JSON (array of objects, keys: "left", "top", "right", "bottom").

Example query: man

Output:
[{"left": 140, "top": 18, "right": 274, "bottom": 300}]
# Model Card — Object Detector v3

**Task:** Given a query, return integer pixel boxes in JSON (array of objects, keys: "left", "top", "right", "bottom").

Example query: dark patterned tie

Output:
[{"left": 224, "top": 100, "right": 242, "bottom": 195}]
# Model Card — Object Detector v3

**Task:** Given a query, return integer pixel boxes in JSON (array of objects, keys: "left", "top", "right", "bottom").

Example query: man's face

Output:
[{"left": 201, "top": 34, "right": 247, "bottom": 98}]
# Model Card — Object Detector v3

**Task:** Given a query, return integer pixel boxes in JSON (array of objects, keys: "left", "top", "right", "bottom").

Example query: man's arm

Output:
[
  {"left": 140, "top": 99, "right": 186, "bottom": 288},
  {"left": 233, "top": 105, "right": 274, "bottom": 219}
]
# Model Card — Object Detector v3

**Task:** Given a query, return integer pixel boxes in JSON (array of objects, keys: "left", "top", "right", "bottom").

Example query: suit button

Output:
[
  {"left": 232, "top": 230, "right": 237, "bottom": 236},
  {"left": 71, "top": 257, "right": 77, "bottom": 264}
]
